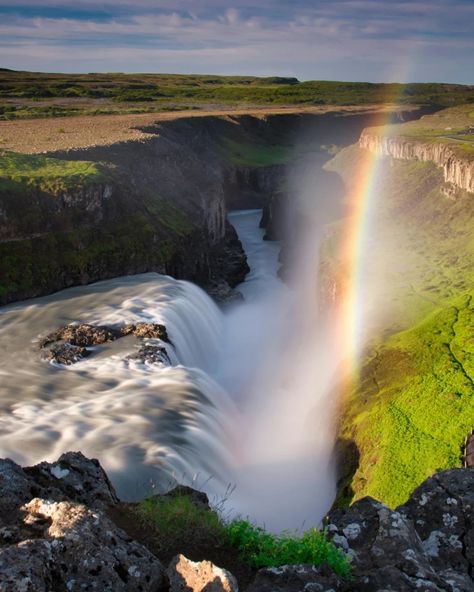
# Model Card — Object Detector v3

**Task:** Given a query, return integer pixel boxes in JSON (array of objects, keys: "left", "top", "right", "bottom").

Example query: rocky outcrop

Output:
[
  {"left": 247, "top": 565, "right": 344, "bottom": 592},
  {"left": 40, "top": 321, "right": 170, "bottom": 365},
  {"left": 359, "top": 129, "right": 474, "bottom": 194},
  {"left": 325, "top": 468, "right": 474, "bottom": 591},
  {"left": 0, "top": 452, "right": 165, "bottom": 591},
  {"left": 1, "top": 452, "right": 473, "bottom": 591},
  {"left": 167, "top": 554, "right": 238, "bottom": 592},
  {"left": 0, "top": 498, "right": 166, "bottom": 591}
]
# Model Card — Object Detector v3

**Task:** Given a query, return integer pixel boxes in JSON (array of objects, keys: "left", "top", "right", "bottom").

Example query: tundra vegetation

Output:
[{"left": 1, "top": 69, "right": 473, "bottom": 119}]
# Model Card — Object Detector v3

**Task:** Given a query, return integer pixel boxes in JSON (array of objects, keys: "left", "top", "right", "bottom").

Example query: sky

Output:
[{"left": 0, "top": 0, "right": 473, "bottom": 83}]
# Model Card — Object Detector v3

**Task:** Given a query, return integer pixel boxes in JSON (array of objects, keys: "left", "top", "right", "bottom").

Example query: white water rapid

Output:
[{"left": 0, "top": 209, "right": 338, "bottom": 531}]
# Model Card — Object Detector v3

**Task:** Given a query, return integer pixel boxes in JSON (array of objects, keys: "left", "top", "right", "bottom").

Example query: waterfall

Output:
[{"left": 0, "top": 210, "right": 338, "bottom": 531}]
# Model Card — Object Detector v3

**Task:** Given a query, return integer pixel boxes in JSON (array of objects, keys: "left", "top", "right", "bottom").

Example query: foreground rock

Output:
[
  {"left": 247, "top": 565, "right": 344, "bottom": 592},
  {"left": 0, "top": 498, "right": 165, "bottom": 591},
  {"left": 0, "top": 452, "right": 117, "bottom": 516},
  {"left": 325, "top": 468, "right": 474, "bottom": 591},
  {"left": 1, "top": 451, "right": 474, "bottom": 591},
  {"left": 0, "top": 452, "right": 165, "bottom": 591},
  {"left": 167, "top": 554, "right": 238, "bottom": 592}
]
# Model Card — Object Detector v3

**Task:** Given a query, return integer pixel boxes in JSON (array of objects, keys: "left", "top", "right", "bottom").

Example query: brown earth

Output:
[{"left": 0, "top": 104, "right": 416, "bottom": 154}]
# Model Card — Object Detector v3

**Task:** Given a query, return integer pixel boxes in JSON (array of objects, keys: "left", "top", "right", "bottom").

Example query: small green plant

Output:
[
  {"left": 225, "top": 520, "right": 351, "bottom": 577},
  {"left": 136, "top": 494, "right": 351, "bottom": 578},
  {"left": 137, "top": 494, "right": 226, "bottom": 553}
]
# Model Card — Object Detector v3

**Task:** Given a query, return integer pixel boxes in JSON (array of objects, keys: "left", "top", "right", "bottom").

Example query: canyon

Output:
[{"left": 0, "top": 103, "right": 473, "bottom": 590}]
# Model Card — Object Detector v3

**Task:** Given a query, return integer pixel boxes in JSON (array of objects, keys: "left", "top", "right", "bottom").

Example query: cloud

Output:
[{"left": 0, "top": 0, "right": 472, "bottom": 82}]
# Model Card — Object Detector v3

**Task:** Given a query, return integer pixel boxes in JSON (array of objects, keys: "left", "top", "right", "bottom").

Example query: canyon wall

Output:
[
  {"left": 360, "top": 129, "right": 474, "bottom": 194},
  {"left": 0, "top": 108, "right": 425, "bottom": 305}
]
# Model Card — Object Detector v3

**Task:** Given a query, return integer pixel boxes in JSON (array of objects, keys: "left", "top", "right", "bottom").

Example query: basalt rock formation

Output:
[
  {"left": 0, "top": 452, "right": 473, "bottom": 591},
  {"left": 359, "top": 129, "right": 474, "bottom": 194}
]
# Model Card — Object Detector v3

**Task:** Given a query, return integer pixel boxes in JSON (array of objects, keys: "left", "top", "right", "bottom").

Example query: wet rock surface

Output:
[
  {"left": 46, "top": 342, "right": 91, "bottom": 365},
  {"left": 120, "top": 322, "right": 170, "bottom": 342},
  {"left": 127, "top": 344, "right": 171, "bottom": 365},
  {"left": 39, "top": 323, "right": 118, "bottom": 348},
  {"left": 167, "top": 554, "right": 238, "bottom": 592},
  {"left": 40, "top": 321, "right": 170, "bottom": 365}
]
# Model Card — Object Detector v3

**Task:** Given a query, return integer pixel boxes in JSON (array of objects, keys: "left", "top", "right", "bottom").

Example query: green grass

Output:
[
  {"left": 220, "top": 138, "right": 292, "bottom": 167},
  {"left": 347, "top": 296, "right": 474, "bottom": 507},
  {"left": 226, "top": 520, "right": 351, "bottom": 576},
  {"left": 136, "top": 494, "right": 351, "bottom": 578},
  {"left": 325, "top": 137, "right": 474, "bottom": 508},
  {"left": 1, "top": 71, "right": 473, "bottom": 119},
  {"left": 0, "top": 151, "right": 106, "bottom": 192}
]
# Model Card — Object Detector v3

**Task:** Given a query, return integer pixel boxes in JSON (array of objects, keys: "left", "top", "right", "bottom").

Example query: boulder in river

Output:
[
  {"left": 39, "top": 323, "right": 119, "bottom": 348},
  {"left": 127, "top": 344, "right": 171, "bottom": 365},
  {"left": 39, "top": 321, "right": 170, "bottom": 365}
]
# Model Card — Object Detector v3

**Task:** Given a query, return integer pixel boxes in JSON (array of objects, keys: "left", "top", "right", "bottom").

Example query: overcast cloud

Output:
[{"left": 0, "top": 0, "right": 473, "bottom": 82}]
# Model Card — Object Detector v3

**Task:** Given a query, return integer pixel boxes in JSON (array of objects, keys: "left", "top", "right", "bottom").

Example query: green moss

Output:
[
  {"left": 0, "top": 151, "right": 106, "bottom": 193},
  {"left": 345, "top": 297, "right": 473, "bottom": 507},
  {"left": 226, "top": 520, "right": 351, "bottom": 577}
]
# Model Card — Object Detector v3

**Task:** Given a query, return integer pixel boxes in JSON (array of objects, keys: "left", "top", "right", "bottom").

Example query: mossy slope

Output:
[{"left": 326, "top": 141, "right": 474, "bottom": 507}]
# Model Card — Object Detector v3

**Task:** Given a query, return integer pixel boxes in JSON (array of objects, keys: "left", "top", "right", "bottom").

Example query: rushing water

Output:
[{"left": 0, "top": 209, "right": 337, "bottom": 531}]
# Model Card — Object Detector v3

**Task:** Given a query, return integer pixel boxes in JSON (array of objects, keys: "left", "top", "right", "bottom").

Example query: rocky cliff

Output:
[
  {"left": 359, "top": 129, "right": 474, "bottom": 194},
  {"left": 0, "top": 107, "right": 427, "bottom": 305},
  {"left": 1, "top": 452, "right": 473, "bottom": 591}
]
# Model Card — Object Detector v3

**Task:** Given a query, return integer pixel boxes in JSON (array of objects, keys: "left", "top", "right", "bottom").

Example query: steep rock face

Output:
[
  {"left": 359, "top": 130, "right": 474, "bottom": 193},
  {"left": 0, "top": 108, "right": 424, "bottom": 305}
]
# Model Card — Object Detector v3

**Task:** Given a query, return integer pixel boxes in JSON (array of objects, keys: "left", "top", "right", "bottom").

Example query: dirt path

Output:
[{"left": 0, "top": 104, "right": 411, "bottom": 154}]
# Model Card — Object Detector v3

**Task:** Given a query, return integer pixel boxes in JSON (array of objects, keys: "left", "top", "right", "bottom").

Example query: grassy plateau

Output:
[{"left": 1, "top": 69, "right": 473, "bottom": 119}]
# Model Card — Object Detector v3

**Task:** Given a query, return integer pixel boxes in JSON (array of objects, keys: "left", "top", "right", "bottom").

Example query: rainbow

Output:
[{"left": 337, "top": 105, "right": 400, "bottom": 382}]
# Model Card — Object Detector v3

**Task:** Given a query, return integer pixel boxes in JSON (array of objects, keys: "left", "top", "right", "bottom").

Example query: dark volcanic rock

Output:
[
  {"left": 325, "top": 471, "right": 474, "bottom": 592},
  {"left": 0, "top": 452, "right": 118, "bottom": 518},
  {"left": 127, "top": 344, "right": 171, "bottom": 365},
  {"left": 40, "top": 323, "right": 119, "bottom": 348},
  {"left": 398, "top": 468, "right": 474, "bottom": 585},
  {"left": 121, "top": 322, "right": 170, "bottom": 343},
  {"left": 24, "top": 451, "right": 119, "bottom": 511},
  {"left": 0, "top": 498, "right": 165, "bottom": 592},
  {"left": 246, "top": 564, "right": 344, "bottom": 592},
  {"left": 47, "top": 342, "right": 91, "bottom": 365}
]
